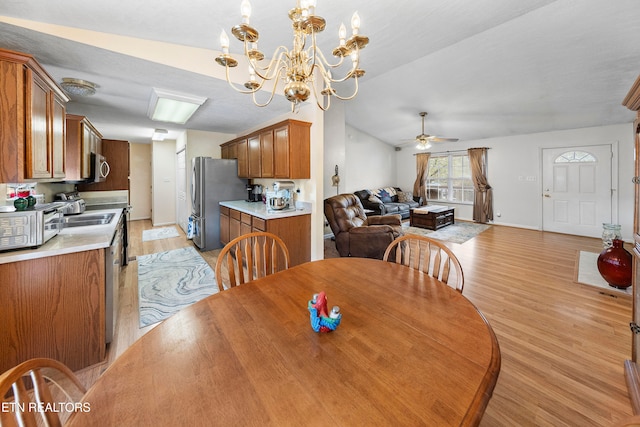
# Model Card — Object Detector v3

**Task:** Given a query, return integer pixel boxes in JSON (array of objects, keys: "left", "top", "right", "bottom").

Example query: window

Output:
[
  {"left": 554, "top": 150, "right": 596, "bottom": 163},
  {"left": 426, "top": 153, "right": 474, "bottom": 203}
]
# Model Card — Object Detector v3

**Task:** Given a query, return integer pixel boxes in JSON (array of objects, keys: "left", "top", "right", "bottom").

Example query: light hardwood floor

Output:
[{"left": 76, "top": 220, "right": 634, "bottom": 426}]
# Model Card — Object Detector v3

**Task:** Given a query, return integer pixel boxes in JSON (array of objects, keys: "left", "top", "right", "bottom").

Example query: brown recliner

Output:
[{"left": 324, "top": 193, "right": 403, "bottom": 259}]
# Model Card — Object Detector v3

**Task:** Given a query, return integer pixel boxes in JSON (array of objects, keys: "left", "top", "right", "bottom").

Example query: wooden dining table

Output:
[{"left": 67, "top": 257, "right": 500, "bottom": 426}]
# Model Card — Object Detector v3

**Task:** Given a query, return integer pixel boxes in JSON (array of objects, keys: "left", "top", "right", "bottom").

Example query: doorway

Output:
[{"left": 542, "top": 144, "right": 615, "bottom": 237}]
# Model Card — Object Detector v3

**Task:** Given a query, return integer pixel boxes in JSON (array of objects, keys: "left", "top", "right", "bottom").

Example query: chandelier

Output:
[{"left": 215, "top": 0, "right": 369, "bottom": 111}]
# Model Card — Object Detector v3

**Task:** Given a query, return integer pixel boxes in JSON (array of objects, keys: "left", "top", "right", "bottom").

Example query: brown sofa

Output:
[
  {"left": 354, "top": 187, "right": 420, "bottom": 219},
  {"left": 324, "top": 193, "right": 403, "bottom": 259}
]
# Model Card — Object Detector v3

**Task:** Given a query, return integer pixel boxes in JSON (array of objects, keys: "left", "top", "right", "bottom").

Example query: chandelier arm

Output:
[
  {"left": 222, "top": 64, "right": 265, "bottom": 94},
  {"left": 314, "top": 45, "right": 347, "bottom": 71},
  {"left": 244, "top": 41, "right": 289, "bottom": 81},
  {"left": 249, "top": 65, "right": 288, "bottom": 107},
  {"left": 309, "top": 68, "right": 330, "bottom": 111},
  {"left": 330, "top": 76, "right": 360, "bottom": 101}
]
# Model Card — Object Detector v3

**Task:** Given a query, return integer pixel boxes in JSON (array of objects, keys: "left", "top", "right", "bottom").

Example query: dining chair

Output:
[
  {"left": 383, "top": 235, "right": 465, "bottom": 293},
  {"left": 0, "top": 357, "right": 88, "bottom": 427},
  {"left": 215, "top": 231, "right": 291, "bottom": 290}
]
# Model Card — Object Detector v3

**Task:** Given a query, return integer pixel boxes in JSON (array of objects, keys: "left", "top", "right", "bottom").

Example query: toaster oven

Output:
[{"left": 0, "top": 203, "right": 65, "bottom": 251}]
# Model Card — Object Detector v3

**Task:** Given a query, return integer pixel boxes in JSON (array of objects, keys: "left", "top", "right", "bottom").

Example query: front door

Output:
[{"left": 542, "top": 145, "right": 613, "bottom": 237}]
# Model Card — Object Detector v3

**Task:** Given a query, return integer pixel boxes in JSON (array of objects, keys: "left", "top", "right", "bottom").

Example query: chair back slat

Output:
[
  {"left": 383, "top": 235, "right": 465, "bottom": 293},
  {"left": 215, "top": 232, "right": 291, "bottom": 290},
  {"left": 0, "top": 358, "right": 87, "bottom": 427}
]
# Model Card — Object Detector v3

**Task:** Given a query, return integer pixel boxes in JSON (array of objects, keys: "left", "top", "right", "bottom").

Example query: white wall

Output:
[
  {"left": 395, "top": 122, "right": 635, "bottom": 239},
  {"left": 129, "top": 143, "right": 151, "bottom": 220},
  {"left": 344, "top": 125, "right": 397, "bottom": 193},
  {"left": 152, "top": 140, "right": 177, "bottom": 226}
]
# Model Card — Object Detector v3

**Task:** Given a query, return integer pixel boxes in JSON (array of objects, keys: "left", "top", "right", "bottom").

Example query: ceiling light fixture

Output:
[
  {"left": 147, "top": 88, "right": 207, "bottom": 124},
  {"left": 60, "top": 78, "right": 98, "bottom": 97},
  {"left": 215, "top": 0, "right": 369, "bottom": 111},
  {"left": 151, "top": 129, "right": 169, "bottom": 141}
]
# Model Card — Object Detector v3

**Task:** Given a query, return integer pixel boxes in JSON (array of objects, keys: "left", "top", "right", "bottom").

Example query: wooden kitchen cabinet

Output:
[
  {"left": 220, "top": 119, "right": 310, "bottom": 179},
  {"left": 221, "top": 139, "right": 239, "bottom": 160},
  {"left": 78, "top": 139, "right": 130, "bottom": 191},
  {"left": 65, "top": 114, "right": 103, "bottom": 181},
  {"left": 0, "top": 249, "right": 106, "bottom": 373},
  {"left": 237, "top": 138, "right": 249, "bottom": 178},
  {"left": 220, "top": 207, "right": 311, "bottom": 267},
  {"left": 0, "top": 48, "right": 69, "bottom": 183},
  {"left": 248, "top": 134, "right": 262, "bottom": 178},
  {"left": 230, "top": 208, "right": 241, "bottom": 242},
  {"left": 274, "top": 120, "right": 311, "bottom": 179},
  {"left": 220, "top": 206, "right": 230, "bottom": 245},
  {"left": 261, "top": 129, "right": 275, "bottom": 178}
]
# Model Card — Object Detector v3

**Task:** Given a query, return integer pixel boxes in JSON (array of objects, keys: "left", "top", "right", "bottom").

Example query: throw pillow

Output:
[
  {"left": 368, "top": 195, "right": 383, "bottom": 204},
  {"left": 397, "top": 191, "right": 413, "bottom": 203},
  {"left": 377, "top": 189, "right": 392, "bottom": 203}
]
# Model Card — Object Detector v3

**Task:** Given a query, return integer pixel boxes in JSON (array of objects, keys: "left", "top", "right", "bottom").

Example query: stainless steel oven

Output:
[{"left": 105, "top": 213, "right": 124, "bottom": 343}]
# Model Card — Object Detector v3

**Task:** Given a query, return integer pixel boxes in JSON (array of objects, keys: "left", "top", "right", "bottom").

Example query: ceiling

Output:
[{"left": 0, "top": 0, "right": 639, "bottom": 145}]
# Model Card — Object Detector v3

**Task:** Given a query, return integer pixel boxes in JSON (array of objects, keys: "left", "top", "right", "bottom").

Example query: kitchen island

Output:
[
  {"left": 0, "top": 208, "right": 124, "bottom": 373},
  {"left": 219, "top": 200, "right": 311, "bottom": 267}
]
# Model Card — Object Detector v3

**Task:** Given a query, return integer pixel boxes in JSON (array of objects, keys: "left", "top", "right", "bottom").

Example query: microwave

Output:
[{"left": 90, "top": 153, "right": 111, "bottom": 183}]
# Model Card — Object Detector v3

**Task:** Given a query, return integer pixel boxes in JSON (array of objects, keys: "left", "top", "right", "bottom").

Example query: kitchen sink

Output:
[{"left": 53, "top": 213, "right": 116, "bottom": 228}]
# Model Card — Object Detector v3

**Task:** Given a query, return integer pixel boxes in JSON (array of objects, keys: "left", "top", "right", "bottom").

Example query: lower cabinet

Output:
[
  {"left": 220, "top": 207, "right": 311, "bottom": 267},
  {"left": 0, "top": 249, "right": 106, "bottom": 373}
]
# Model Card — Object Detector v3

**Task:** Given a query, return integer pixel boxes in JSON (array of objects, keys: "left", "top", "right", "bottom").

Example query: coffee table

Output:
[{"left": 410, "top": 206, "right": 455, "bottom": 230}]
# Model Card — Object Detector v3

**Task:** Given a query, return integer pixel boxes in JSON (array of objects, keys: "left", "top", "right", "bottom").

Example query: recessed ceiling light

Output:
[
  {"left": 147, "top": 88, "right": 207, "bottom": 125},
  {"left": 60, "top": 78, "right": 98, "bottom": 97},
  {"left": 151, "top": 129, "right": 169, "bottom": 141}
]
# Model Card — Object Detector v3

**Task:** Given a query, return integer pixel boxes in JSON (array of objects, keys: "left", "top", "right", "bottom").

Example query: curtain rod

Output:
[{"left": 412, "top": 147, "right": 491, "bottom": 156}]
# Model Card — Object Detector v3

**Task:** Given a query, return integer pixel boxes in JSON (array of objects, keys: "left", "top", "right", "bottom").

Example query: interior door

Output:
[{"left": 542, "top": 145, "right": 612, "bottom": 237}]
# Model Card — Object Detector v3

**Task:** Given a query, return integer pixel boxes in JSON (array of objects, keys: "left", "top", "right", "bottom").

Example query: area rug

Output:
[
  {"left": 402, "top": 222, "right": 491, "bottom": 244},
  {"left": 574, "top": 251, "right": 631, "bottom": 297},
  {"left": 137, "top": 246, "right": 218, "bottom": 327},
  {"left": 142, "top": 226, "right": 180, "bottom": 242}
]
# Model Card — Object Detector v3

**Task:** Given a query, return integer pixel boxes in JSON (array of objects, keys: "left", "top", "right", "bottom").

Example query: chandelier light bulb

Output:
[
  {"left": 308, "top": 0, "right": 317, "bottom": 14},
  {"left": 338, "top": 23, "right": 346, "bottom": 45},
  {"left": 220, "top": 30, "right": 230, "bottom": 53},
  {"left": 241, "top": 0, "right": 252, "bottom": 23},
  {"left": 351, "top": 12, "right": 360, "bottom": 35}
]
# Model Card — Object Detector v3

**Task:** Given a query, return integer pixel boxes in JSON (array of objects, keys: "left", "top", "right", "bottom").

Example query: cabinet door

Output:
[
  {"left": 274, "top": 125, "right": 289, "bottom": 178},
  {"left": 25, "top": 71, "right": 51, "bottom": 179},
  {"left": 221, "top": 145, "right": 230, "bottom": 159},
  {"left": 261, "top": 130, "right": 274, "bottom": 178},
  {"left": 237, "top": 139, "right": 249, "bottom": 178},
  {"left": 248, "top": 135, "right": 261, "bottom": 177},
  {"left": 51, "top": 95, "right": 66, "bottom": 179},
  {"left": 220, "top": 212, "right": 230, "bottom": 246},
  {"left": 230, "top": 209, "right": 241, "bottom": 242},
  {"left": 82, "top": 124, "right": 92, "bottom": 179}
]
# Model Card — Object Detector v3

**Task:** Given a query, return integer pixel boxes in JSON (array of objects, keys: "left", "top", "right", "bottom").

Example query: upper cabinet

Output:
[
  {"left": 65, "top": 114, "right": 103, "bottom": 181},
  {"left": 221, "top": 119, "right": 311, "bottom": 179},
  {"left": 0, "top": 48, "right": 69, "bottom": 183}
]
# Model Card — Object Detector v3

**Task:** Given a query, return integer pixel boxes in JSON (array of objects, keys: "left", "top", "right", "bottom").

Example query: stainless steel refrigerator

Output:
[{"left": 191, "top": 157, "right": 246, "bottom": 251}]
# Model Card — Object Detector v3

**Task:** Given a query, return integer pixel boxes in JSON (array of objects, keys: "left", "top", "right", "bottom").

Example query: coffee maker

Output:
[{"left": 246, "top": 183, "right": 263, "bottom": 202}]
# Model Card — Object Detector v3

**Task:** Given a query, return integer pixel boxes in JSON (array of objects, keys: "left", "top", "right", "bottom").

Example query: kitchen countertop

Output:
[
  {"left": 0, "top": 208, "right": 124, "bottom": 264},
  {"left": 219, "top": 200, "right": 311, "bottom": 220}
]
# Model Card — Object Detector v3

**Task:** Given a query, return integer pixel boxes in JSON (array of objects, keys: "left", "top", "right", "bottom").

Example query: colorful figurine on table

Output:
[{"left": 308, "top": 291, "right": 341, "bottom": 333}]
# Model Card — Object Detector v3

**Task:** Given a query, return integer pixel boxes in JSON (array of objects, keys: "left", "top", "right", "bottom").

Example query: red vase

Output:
[{"left": 597, "top": 239, "right": 632, "bottom": 289}]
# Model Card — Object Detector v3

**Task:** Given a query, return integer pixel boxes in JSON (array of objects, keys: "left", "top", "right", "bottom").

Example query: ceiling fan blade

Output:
[{"left": 428, "top": 136, "right": 459, "bottom": 142}]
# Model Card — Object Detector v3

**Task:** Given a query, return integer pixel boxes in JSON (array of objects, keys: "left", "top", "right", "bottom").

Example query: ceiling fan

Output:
[{"left": 402, "top": 112, "right": 459, "bottom": 150}]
